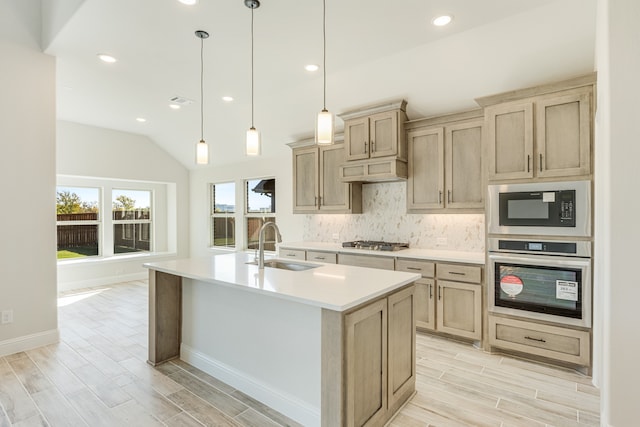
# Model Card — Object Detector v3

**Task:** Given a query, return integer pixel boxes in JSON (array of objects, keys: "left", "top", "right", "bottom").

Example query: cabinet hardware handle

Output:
[
  {"left": 286, "top": 253, "right": 296, "bottom": 257},
  {"left": 315, "top": 256, "right": 325, "bottom": 260},
  {"left": 527, "top": 155, "right": 531, "bottom": 172},
  {"left": 318, "top": 196, "right": 322, "bottom": 207},
  {"left": 406, "top": 267, "right": 422, "bottom": 271},
  {"left": 449, "top": 271, "right": 466, "bottom": 276},
  {"left": 371, "top": 140, "right": 375, "bottom": 152},
  {"left": 429, "top": 284, "right": 433, "bottom": 299},
  {"left": 438, "top": 286, "right": 442, "bottom": 300},
  {"left": 539, "top": 153, "right": 543, "bottom": 172},
  {"left": 448, "top": 190, "right": 451, "bottom": 204},
  {"left": 314, "top": 196, "right": 318, "bottom": 207},
  {"left": 438, "top": 191, "right": 442, "bottom": 204},
  {"left": 364, "top": 141, "right": 368, "bottom": 154},
  {"left": 525, "top": 336, "right": 546, "bottom": 343}
]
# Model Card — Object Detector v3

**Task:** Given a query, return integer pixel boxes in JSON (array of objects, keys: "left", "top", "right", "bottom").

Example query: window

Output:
[
  {"left": 112, "top": 189, "right": 152, "bottom": 254},
  {"left": 56, "top": 186, "right": 100, "bottom": 259},
  {"left": 245, "top": 178, "right": 276, "bottom": 251},
  {"left": 210, "top": 182, "right": 236, "bottom": 248}
]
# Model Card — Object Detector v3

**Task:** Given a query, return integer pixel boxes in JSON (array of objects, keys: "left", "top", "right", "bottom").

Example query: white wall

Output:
[
  {"left": 190, "top": 153, "right": 303, "bottom": 256},
  {"left": 56, "top": 121, "right": 190, "bottom": 290},
  {"left": 596, "top": 0, "right": 640, "bottom": 424},
  {"left": 0, "top": 1, "right": 59, "bottom": 355}
]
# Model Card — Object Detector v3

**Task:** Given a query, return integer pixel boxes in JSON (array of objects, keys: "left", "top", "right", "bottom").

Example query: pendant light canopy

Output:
[
  {"left": 245, "top": 0, "right": 261, "bottom": 156},
  {"left": 316, "top": 0, "right": 334, "bottom": 145},
  {"left": 195, "top": 30, "right": 210, "bottom": 165}
]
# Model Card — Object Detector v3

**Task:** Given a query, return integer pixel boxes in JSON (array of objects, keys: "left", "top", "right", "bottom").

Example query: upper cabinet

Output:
[
  {"left": 338, "top": 100, "right": 409, "bottom": 182},
  {"left": 477, "top": 74, "right": 595, "bottom": 182},
  {"left": 290, "top": 137, "right": 362, "bottom": 214},
  {"left": 406, "top": 110, "right": 484, "bottom": 212}
]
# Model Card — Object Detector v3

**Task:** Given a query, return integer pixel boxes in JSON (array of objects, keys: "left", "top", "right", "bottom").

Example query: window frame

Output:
[
  {"left": 112, "top": 188, "right": 154, "bottom": 255},
  {"left": 244, "top": 177, "right": 276, "bottom": 252},
  {"left": 56, "top": 185, "right": 102, "bottom": 259},
  {"left": 210, "top": 181, "right": 236, "bottom": 249}
]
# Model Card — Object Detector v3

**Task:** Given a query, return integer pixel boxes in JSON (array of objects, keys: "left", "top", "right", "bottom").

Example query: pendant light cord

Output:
[
  {"left": 322, "top": 0, "right": 327, "bottom": 111},
  {"left": 200, "top": 36, "right": 204, "bottom": 140},
  {"left": 251, "top": 8, "right": 255, "bottom": 128}
]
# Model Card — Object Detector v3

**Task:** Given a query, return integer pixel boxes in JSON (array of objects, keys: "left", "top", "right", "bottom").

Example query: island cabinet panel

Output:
[
  {"left": 387, "top": 286, "right": 416, "bottom": 414},
  {"left": 148, "top": 271, "right": 182, "bottom": 366},
  {"left": 345, "top": 298, "right": 388, "bottom": 427},
  {"left": 413, "top": 278, "right": 436, "bottom": 332}
]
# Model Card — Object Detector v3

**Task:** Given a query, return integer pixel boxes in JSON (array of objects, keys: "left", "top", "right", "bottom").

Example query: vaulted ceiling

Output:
[{"left": 45, "top": 0, "right": 597, "bottom": 169}]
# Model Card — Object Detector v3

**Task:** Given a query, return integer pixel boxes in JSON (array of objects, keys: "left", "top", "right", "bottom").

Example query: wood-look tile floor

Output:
[{"left": 0, "top": 280, "right": 600, "bottom": 427}]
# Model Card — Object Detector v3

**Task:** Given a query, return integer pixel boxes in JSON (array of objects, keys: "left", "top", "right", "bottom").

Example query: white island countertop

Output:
[
  {"left": 144, "top": 252, "right": 420, "bottom": 312},
  {"left": 278, "top": 241, "right": 486, "bottom": 265}
]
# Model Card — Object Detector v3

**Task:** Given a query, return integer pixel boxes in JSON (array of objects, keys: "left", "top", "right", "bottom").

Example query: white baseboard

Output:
[
  {"left": 57, "top": 272, "right": 147, "bottom": 292},
  {"left": 181, "top": 344, "right": 320, "bottom": 427},
  {"left": 0, "top": 329, "right": 59, "bottom": 358}
]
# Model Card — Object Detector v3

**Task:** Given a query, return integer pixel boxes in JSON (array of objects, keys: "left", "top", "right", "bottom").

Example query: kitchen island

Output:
[{"left": 144, "top": 252, "right": 420, "bottom": 427}]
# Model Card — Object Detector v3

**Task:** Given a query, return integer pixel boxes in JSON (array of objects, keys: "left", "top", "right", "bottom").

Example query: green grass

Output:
[{"left": 57, "top": 245, "right": 98, "bottom": 259}]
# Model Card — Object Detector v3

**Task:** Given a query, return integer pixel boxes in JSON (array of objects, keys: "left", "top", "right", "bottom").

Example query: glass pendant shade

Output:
[
  {"left": 196, "top": 139, "right": 209, "bottom": 164},
  {"left": 246, "top": 127, "right": 261, "bottom": 156},
  {"left": 316, "top": 109, "right": 334, "bottom": 145}
]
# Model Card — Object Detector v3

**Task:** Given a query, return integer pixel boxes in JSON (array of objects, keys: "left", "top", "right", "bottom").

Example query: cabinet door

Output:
[
  {"left": 345, "top": 299, "right": 388, "bottom": 427},
  {"left": 345, "top": 117, "right": 370, "bottom": 161},
  {"left": 414, "top": 278, "right": 435, "bottom": 332},
  {"left": 292, "top": 147, "right": 318, "bottom": 213},
  {"left": 436, "top": 280, "right": 481, "bottom": 340},
  {"left": 370, "top": 111, "right": 398, "bottom": 158},
  {"left": 486, "top": 102, "right": 534, "bottom": 180},
  {"left": 387, "top": 286, "right": 416, "bottom": 414},
  {"left": 536, "top": 88, "right": 591, "bottom": 178},
  {"left": 445, "top": 121, "right": 484, "bottom": 209},
  {"left": 407, "top": 127, "right": 444, "bottom": 210},
  {"left": 319, "top": 144, "right": 351, "bottom": 212}
]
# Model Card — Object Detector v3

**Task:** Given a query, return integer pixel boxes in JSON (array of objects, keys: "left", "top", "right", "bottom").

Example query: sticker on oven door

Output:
[
  {"left": 556, "top": 280, "right": 578, "bottom": 301},
  {"left": 500, "top": 275, "right": 523, "bottom": 298}
]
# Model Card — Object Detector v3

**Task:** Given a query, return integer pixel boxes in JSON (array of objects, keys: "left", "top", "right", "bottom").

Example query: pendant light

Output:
[
  {"left": 195, "top": 30, "right": 210, "bottom": 165},
  {"left": 316, "top": 0, "right": 334, "bottom": 145},
  {"left": 245, "top": 0, "right": 261, "bottom": 156}
]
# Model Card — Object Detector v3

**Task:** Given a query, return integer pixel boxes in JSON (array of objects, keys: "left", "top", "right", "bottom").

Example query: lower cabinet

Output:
[
  {"left": 343, "top": 285, "right": 415, "bottom": 427},
  {"left": 436, "top": 280, "right": 482, "bottom": 340},
  {"left": 488, "top": 315, "right": 590, "bottom": 366},
  {"left": 414, "top": 278, "right": 436, "bottom": 331}
]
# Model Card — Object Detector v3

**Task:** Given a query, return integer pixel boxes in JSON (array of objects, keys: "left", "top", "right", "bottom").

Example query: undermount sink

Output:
[{"left": 246, "top": 260, "right": 319, "bottom": 271}]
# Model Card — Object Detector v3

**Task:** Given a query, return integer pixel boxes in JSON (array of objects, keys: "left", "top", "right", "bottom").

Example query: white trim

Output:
[
  {"left": 0, "top": 329, "right": 59, "bottom": 358},
  {"left": 57, "top": 272, "right": 147, "bottom": 292},
  {"left": 180, "top": 344, "right": 320, "bottom": 427}
]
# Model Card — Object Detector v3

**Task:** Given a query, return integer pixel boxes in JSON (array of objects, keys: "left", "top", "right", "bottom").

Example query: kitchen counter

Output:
[
  {"left": 278, "top": 241, "right": 486, "bottom": 265},
  {"left": 144, "top": 252, "right": 419, "bottom": 312},
  {"left": 144, "top": 253, "right": 419, "bottom": 426}
]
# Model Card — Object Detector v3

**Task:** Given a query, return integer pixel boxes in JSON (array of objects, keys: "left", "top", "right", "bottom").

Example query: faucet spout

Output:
[{"left": 258, "top": 222, "right": 282, "bottom": 269}]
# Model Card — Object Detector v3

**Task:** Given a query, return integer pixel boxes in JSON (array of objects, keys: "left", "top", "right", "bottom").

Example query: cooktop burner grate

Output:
[{"left": 342, "top": 241, "right": 409, "bottom": 251}]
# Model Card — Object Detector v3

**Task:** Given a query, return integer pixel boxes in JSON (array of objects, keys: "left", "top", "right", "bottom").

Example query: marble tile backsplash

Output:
[{"left": 303, "top": 181, "right": 485, "bottom": 252}]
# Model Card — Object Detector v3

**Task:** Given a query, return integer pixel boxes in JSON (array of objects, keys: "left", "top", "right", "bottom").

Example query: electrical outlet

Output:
[
  {"left": 436, "top": 237, "right": 448, "bottom": 246},
  {"left": 332, "top": 233, "right": 340, "bottom": 241},
  {"left": 1, "top": 310, "right": 13, "bottom": 324}
]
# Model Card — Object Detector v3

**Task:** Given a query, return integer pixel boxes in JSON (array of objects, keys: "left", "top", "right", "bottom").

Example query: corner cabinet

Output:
[
  {"left": 290, "top": 138, "right": 362, "bottom": 214},
  {"left": 478, "top": 75, "right": 595, "bottom": 181},
  {"left": 406, "top": 110, "right": 484, "bottom": 212}
]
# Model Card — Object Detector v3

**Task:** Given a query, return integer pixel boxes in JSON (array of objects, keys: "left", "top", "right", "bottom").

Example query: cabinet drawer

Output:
[
  {"left": 278, "top": 248, "right": 306, "bottom": 260},
  {"left": 396, "top": 259, "right": 435, "bottom": 278},
  {"left": 489, "top": 316, "right": 590, "bottom": 366},
  {"left": 338, "top": 253, "right": 395, "bottom": 270},
  {"left": 306, "top": 251, "right": 337, "bottom": 264},
  {"left": 437, "top": 263, "right": 481, "bottom": 283}
]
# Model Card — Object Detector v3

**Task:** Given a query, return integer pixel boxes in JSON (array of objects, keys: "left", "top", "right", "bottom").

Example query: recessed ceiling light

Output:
[
  {"left": 305, "top": 64, "right": 319, "bottom": 72},
  {"left": 222, "top": 96, "right": 234, "bottom": 102},
  {"left": 97, "top": 54, "right": 117, "bottom": 63},
  {"left": 178, "top": 0, "right": 197, "bottom": 5},
  {"left": 169, "top": 104, "right": 181, "bottom": 110},
  {"left": 432, "top": 15, "right": 453, "bottom": 27},
  {"left": 136, "top": 117, "right": 146, "bottom": 122}
]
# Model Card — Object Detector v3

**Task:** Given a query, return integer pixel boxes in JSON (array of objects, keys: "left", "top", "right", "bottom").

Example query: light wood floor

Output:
[{"left": 0, "top": 280, "right": 600, "bottom": 427}]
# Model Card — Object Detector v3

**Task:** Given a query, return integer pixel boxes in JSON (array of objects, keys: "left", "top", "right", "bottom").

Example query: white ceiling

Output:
[{"left": 45, "top": 0, "right": 597, "bottom": 170}]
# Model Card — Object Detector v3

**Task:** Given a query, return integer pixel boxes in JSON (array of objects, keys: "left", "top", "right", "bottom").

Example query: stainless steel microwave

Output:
[{"left": 487, "top": 180, "right": 591, "bottom": 237}]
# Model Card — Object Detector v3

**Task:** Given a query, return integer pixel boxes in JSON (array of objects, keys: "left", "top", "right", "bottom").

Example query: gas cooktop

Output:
[{"left": 342, "top": 241, "right": 409, "bottom": 251}]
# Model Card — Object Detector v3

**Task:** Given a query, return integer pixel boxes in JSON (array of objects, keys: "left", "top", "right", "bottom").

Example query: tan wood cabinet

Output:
[
  {"left": 488, "top": 315, "right": 590, "bottom": 366},
  {"left": 345, "top": 110, "right": 402, "bottom": 161},
  {"left": 343, "top": 285, "right": 415, "bottom": 427},
  {"left": 338, "top": 253, "right": 395, "bottom": 271},
  {"left": 406, "top": 111, "right": 484, "bottom": 212},
  {"left": 480, "top": 77, "right": 594, "bottom": 182},
  {"left": 291, "top": 140, "right": 362, "bottom": 214},
  {"left": 306, "top": 250, "right": 337, "bottom": 264},
  {"left": 278, "top": 248, "right": 306, "bottom": 260},
  {"left": 436, "top": 279, "right": 482, "bottom": 340}
]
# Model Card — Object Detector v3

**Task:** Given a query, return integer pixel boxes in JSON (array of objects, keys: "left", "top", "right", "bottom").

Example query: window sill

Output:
[{"left": 57, "top": 251, "right": 177, "bottom": 266}]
